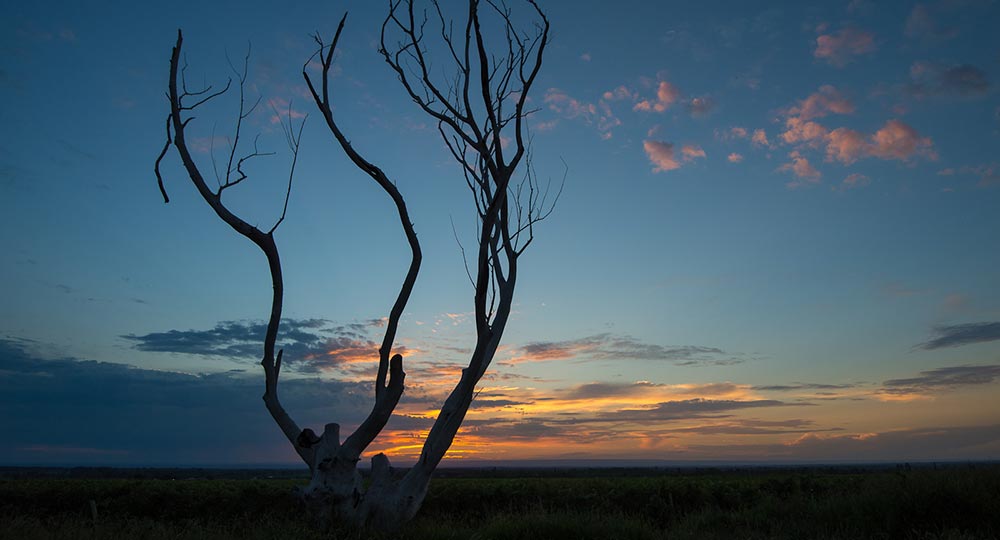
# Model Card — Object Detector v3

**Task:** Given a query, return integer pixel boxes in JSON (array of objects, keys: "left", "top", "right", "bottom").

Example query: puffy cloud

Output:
[
  {"left": 642, "top": 140, "right": 706, "bottom": 173},
  {"left": 727, "top": 153, "right": 744, "bottom": 163},
  {"left": 784, "top": 85, "right": 855, "bottom": 121},
  {"left": 634, "top": 81, "right": 681, "bottom": 113},
  {"left": 752, "top": 128, "right": 770, "bottom": 147},
  {"left": 869, "top": 119, "right": 936, "bottom": 161},
  {"left": 919, "top": 322, "right": 1000, "bottom": 350},
  {"left": 825, "top": 127, "right": 868, "bottom": 164},
  {"left": 907, "top": 62, "right": 990, "bottom": 98},
  {"left": 601, "top": 85, "right": 634, "bottom": 101},
  {"left": 687, "top": 96, "right": 715, "bottom": 116},
  {"left": 730, "top": 127, "right": 748, "bottom": 138},
  {"left": 781, "top": 117, "right": 829, "bottom": 146},
  {"left": 779, "top": 150, "right": 821, "bottom": 186},
  {"left": 643, "top": 140, "right": 681, "bottom": 172},
  {"left": 814, "top": 27, "right": 876, "bottom": 67}
]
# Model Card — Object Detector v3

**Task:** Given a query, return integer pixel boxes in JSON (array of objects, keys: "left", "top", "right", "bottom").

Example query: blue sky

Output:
[{"left": 1, "top": 0, "right": 999, "bottom": 465}]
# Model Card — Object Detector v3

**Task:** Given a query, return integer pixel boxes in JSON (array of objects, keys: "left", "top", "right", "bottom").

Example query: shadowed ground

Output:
[{"left": 1, "top": 465, "right": 998, "bottom": 539}]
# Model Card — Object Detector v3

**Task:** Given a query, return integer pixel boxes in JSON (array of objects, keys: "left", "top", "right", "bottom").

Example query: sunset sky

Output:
[{"left": 2, "top": 0, "right": 999, "bottom": 466}]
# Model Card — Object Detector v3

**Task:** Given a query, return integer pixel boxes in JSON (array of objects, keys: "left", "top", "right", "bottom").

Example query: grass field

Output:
[{"left": 1, "top": 465, "right": 998, "bottom": 539}]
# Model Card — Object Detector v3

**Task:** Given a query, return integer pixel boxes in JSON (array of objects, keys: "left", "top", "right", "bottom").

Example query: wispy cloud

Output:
[
  {"left": 906, "top": 62, "right": 990, "bottom": 98},
  {"left": 814, "top": 27, "right": 876, "bottom": 67},
  {"left": 503, "top": 333, "right": 744, "bottom": 367},
  {"left": 919, "top": 322, "right": 1000, "bottom": 349},
  {"left": 904, "top": 4, "right": 959, "bottom": 42},
  {"left": 122, "top": 318, "right": 394, "bottom": 372},
  {"left": 881, "top": 364, "right": 1000, "bottom": 396},
  {"left": 544, "top": 88, "right": 621, "bottom": 139}
]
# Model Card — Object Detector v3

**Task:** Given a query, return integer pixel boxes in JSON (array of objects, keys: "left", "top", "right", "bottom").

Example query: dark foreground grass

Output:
[{"left": 1, "top": 465, "right": 998, "bottom": 539}]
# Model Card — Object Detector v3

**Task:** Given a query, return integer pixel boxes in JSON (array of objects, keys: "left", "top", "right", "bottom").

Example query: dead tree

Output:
[{"left": 157, "top": 0, "right": 554, "bottom": 531}]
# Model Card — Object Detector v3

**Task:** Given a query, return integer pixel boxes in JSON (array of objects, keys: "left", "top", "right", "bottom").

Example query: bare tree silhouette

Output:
[{"left": 157, "top": 0, "right": 557, "bottom": 530}]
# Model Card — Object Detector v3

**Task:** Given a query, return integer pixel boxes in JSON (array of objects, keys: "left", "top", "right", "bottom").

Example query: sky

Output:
[{"left": 1, "top": 0, "right": 999, "bottom": 467}]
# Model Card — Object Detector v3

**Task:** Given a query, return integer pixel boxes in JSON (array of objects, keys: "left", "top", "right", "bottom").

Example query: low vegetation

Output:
[{"left": 1, "top": 465, "right": 998, "bottom": 539}]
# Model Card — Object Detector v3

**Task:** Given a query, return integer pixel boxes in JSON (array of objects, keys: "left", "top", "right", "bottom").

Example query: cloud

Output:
[
  {"left": 579, "top": 52, "right": 591, "bottom": 62},
  {"left": 814, "top": 27, "right": 876, "bottom": 67},
  {"left": 779, "top": 150, "right": 821, "bottom": 186},
  {"left": 681, "top": 144, "right": 706, "bottom": 160},
  {"left": 643, "top": 140, "right": 682, "bottom": 172},
  {"left": 778, "top": 88, "right": 936, "bottom": 168},
  {"left": 602, "top": 85, "right": 634, "bottom": 101},
  {"left": 919, "top": 322, "right": 1000, "bottom": 349},
  {"left": 752, "top": 128, "right": 770, "bottom": 147},
  {"left": 643, "top": 140, "right": 705, "bottom": 173},
  {"left": 881, "top": 364, "right": 1000, "bottom": 396},
  {"left": 634, "top": 81, "right": 681, "bottom": 113},
  {"left": 727, "top": 153, "right": 744, "bottom": 163},
  {"left": 588, "top": 398, "right": 804, "bottom": 424},
  {"left": 123, "top": 318, "right": 392, "bottom": 372},
  {"left": 781, "top": 118, "right": 829, "bottom": 146},
  {"left": 544, "top": 88, "right": 621, "bottom": 139},
  {"left": 839, "top": 172, "right": 871, "bottom": 190},
  {"left": 753, "top": 382, "right": 857, "bottom": 392},
  {"left": 907, "top": 62, "right": 990, "bottom": 98},
  {"left": 783, "top": 85, "right": 855, "bottom": 121},
  {"left": 904, "top": 4, "right": 959, "bottom": 41},
  {"left": 825, "top": 128, "right": 868, "bottom": 164},
  {"left": 687, "top": 96, "right": 714, "bottom": 116},
  {"left": 504, "top": 333, "right": 744, "bottom": 367},
  {"left": 0, "top": 338, "right": 375, "bottom": 465},
  {"left": 869, "top": 119, "right": 936, "bottom": 161}
]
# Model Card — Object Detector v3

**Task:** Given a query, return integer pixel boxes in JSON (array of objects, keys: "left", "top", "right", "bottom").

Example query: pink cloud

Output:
[
  {"left": 643, "top": 140, "right": 681, "bottom": 172},
  {"left": 781, "top": 117, "right": 829, "bottom": 146},
  {"left": 779, "top": 150, "right": 821, "bottom": 186},
  {"left": 825, "top": 127, "right": 868, "bottom": 164},
  {"left": 634, "top": 81, "right": 681, "bottom": 113},
  {"left": 727, "top": 153, "right": 744, "bottom": 163},
  {"left": 643, "top": 140, "right": 705, "bottom": 173},
  {"left": 752, "top": 129, "right": 770, "bottom": 147},
  {"left": 730, "top": 127, "right": 748, "bottom": 139},
  {"left": 814, "top": 27, "right": 876, "bottom": 67},
  {"left": 869, "top": 119, "right": 936, "bottom": 161},
  {"left": 544, "top": 88, "right": 620, "bottom": 139},
  {"left": 840, "top": 173, "right": 871, "bottom": 190},
  {"left": 784, "top": 85, "right": 855, "bottom": 121},
  {"left": 545, "top": 88, "right": 597, "bottom": 119},
  {"left": 681, "top": 144, "right": 706, "bottom": 160},
  {"left": 580, "top": 52, "right": 592, "bottom": 62},
  {"left": 602, "top": 85, "right": 634, "bottom": 101}
]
